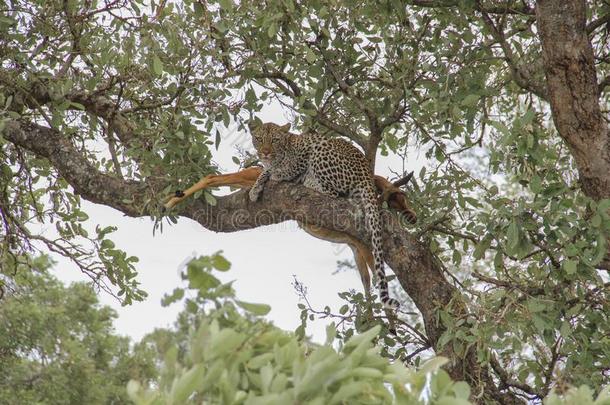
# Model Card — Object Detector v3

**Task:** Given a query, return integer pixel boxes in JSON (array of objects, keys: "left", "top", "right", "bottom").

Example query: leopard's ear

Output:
[
  {"left": 279, "top": 123, "right": 291, "bottom": 132},
  {"left": 247, "top": 119, "right": 262, "bottom": 131}
]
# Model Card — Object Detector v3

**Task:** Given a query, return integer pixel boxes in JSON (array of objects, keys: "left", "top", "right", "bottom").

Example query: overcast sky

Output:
[{"left": 50, "top": 104, "right": 424, "bottom": 343}]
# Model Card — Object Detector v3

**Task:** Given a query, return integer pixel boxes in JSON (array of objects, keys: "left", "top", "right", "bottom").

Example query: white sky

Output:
[{"left": 51, "top": 104, "right": 424, "bottom": 343}]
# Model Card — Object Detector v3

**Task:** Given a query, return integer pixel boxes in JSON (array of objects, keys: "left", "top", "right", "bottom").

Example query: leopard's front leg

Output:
[
  {"left": 270, "top": 159, "right": 305, "bottom": 182},
  {"left": 249, "top": 167, "right": 271, "bottom": 202}
]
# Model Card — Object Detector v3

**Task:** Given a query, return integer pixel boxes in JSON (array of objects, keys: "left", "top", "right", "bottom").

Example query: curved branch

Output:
[
  {"left": 479, "top": 8, "right": 548, "bottom": 100},
  {"left": 2, "top": 120, "right": 144, "bottom": 216}
]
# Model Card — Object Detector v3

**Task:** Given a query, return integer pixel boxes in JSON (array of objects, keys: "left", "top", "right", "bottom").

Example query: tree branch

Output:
[
  {"left": 536, "top": 0, "right": 610, "bottom": 200},
  {"left": 315, "top": 45, "right": 380, "bottom": 133},
  {"left": 490, "top": 354, "right": 542, "bottom": 398},
  {"left": 252, "top": 71, "right": 367, "bottom": 147},
  {"left": 2, "top": 120, "right": 144, "bottom": 216},
  {"left": 408, "top": 0, "right": 535, "bottom": 15},
  {"left": 1, "top": 74, "right": 139, "bottom": 147},
  {"left": 479, "top": 7, "right": 548, "bottom": 100},
  {"left": 2, "top": 121, "right": 453, "bottom": 352},
  {"left": 587, "top": 13, "right": 610, "bottom": 34}
]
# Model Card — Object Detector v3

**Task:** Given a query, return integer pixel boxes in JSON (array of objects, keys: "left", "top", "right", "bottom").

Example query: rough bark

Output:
[{"left": 536, "top": 0, "right": 610, "bottom": 200}]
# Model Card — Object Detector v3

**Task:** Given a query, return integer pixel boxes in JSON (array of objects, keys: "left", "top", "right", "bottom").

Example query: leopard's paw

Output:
[{"left": 249, "top": 186, "right": 262, "bottom": 202}]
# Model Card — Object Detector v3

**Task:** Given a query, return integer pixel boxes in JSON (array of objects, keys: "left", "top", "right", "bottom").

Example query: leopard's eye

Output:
[{"left": 273, "top": 132, "right": 284, "bottom": 143}]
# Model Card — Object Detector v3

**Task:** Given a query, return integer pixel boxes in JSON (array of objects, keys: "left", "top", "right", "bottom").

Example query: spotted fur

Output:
[{"left": 248, "top": 121, "right": 399, "bottom": 308}]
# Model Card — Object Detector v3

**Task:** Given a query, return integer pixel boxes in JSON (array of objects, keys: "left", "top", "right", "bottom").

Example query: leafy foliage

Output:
[
  {"left": 129, "top": 254, "right": 472, "bottom": 405},
  {"left": 0, "top": 255, "right": 157, "bottom": 404},
  {"left": 133, "top": 254, "right": 610, "bottom": 405},
  {"left": 544, "top": 386, "right": 610, "bottom": 405},
  {"left": 0, "top": 0, "right": 609, "bottom": 402}
]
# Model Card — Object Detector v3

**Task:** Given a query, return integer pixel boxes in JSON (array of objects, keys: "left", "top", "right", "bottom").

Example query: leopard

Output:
[{"left": 247, "top": 121, "right": 400, "bottom": 309}]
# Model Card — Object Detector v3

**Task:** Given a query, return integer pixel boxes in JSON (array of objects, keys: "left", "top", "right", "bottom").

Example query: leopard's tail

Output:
[{"left": 359, "top": 185, "right": 399, "bottom": 309}]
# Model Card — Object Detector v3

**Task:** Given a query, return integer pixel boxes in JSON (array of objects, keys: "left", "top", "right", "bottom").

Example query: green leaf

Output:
[
  {"left": 161, "top": 288, "right": 185, "bottom": 307},
  {"left": 189, "top": 270, "right": 221, "bottom": 291},
  {"left": 170, "top": 364, "right": 205, "bottom": 403},
  {"left": 437, "top": 397, "right": 471, "bottom": 405},
  {"left": 70, "top": 102, "right": 86, "bottom": 110},
  {"left": 219, "top": 0, "right": 233, "bottom": 10},
  {"left": 235, "top": 300, "right": 271, "bottom": 315},
  {"left": 305, "top": 48, "right": 317, "bottom": 63},
  {"left": 204, "top": 192, "right": 217, "bottom": 206},
  {"left": 207, "top": 328, "right": 246, "bottom": 358},
  {"left": 563, "top": 259, "right": 578, "bottom": 275},
  {"left": 329, "top": 381, "right": 364, "bottom": 405},
  {"left": 325, "top": 323, "right": 336, "bottom": 345},
  {"left": 530, "top": 175, "right": 542, "bottom": 193},
  {"left": 473, "top": 235, "right": 491, "bottom": 260},
  {"left": 344, "top": 325, "right": 381, "bottom": 349},
  {"left": 506, "top": 220, "right": 519, "bottom": 250},
  {"left": 152, "top": 55, "right": 164, "bottom": 76},
  {"left": 490, "top": 121, "right": 510, "bottom": 136},
  {"left": 193, "top": 2, "right": 204, "bottom": 16},
  {"left": 101, "top": 239, "right": 115, "bottom": 249},
  {"left": 267, "top": 22, "right": 277, "bottom": 38},
  {"left": 419, "top": 357, "right": 449, "bottom": 374},
  {"left": 461, "top": 94, "right": 479, "bottom": 107},
  {"left": 212, "top": 253, "right": 231, "bottom": 271},
  {"left": 597, "top": 198, "right": 610, "bottom": 214},
  {"left": 526, "top": 298, "right": 546, "bottom": 313},
  {"left": 126, "top": 380, "right": 141, "bottom": 401},
  {"left": 452, "top": 381, "right": 471, "bottom": 399},
  {"left": 590, "top": 232, "right": 607, "bottom": 265},
  {"left": 532, "top": 314, "right": 548, "bottom": 332},
  {"left": 215, "top": 128, "right": 221, "bottom": 150},
  {"left": 245, "top": 87, "right": 257, "bottom": 104},
  {"left": 591, "top": 213, "right": 602, "bottom": 228}
]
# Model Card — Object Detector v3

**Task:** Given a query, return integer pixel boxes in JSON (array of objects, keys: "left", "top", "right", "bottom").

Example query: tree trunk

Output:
[{"left": 536, "top": 0, "right": 610, "bottom": 200}]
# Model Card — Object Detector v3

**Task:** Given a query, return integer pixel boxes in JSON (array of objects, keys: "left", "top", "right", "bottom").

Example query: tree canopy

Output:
[
  {"left": 1, "top": 0, "right": 609, "bottom": 403},
  {"left": 0, "top": 255, "right": 157, "bottom": 404}
]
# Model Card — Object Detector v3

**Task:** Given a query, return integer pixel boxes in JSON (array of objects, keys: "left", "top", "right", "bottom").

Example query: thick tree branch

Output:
[
  {"left": 536, "top": 0, "right": 610, "bottom": 200},
  {"left": 4, "top": 121, "right": 451, "bottom": 348},
  {"left": 408, "top": 0, "right": 535, "bottom": 15},
  {"left": 2, "top": 120, "right": 144, "bottom": 216},
  {"left": 2, "top": 121, "right": 453, "bottom": 349},
  {"left": 587, "top": 13, "right": 610, "bottom": 34}
]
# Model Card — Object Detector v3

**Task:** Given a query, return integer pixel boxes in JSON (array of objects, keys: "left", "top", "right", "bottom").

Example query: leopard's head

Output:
[{"left": 248, "top": 121, "right": 291, "bottom": 164}]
